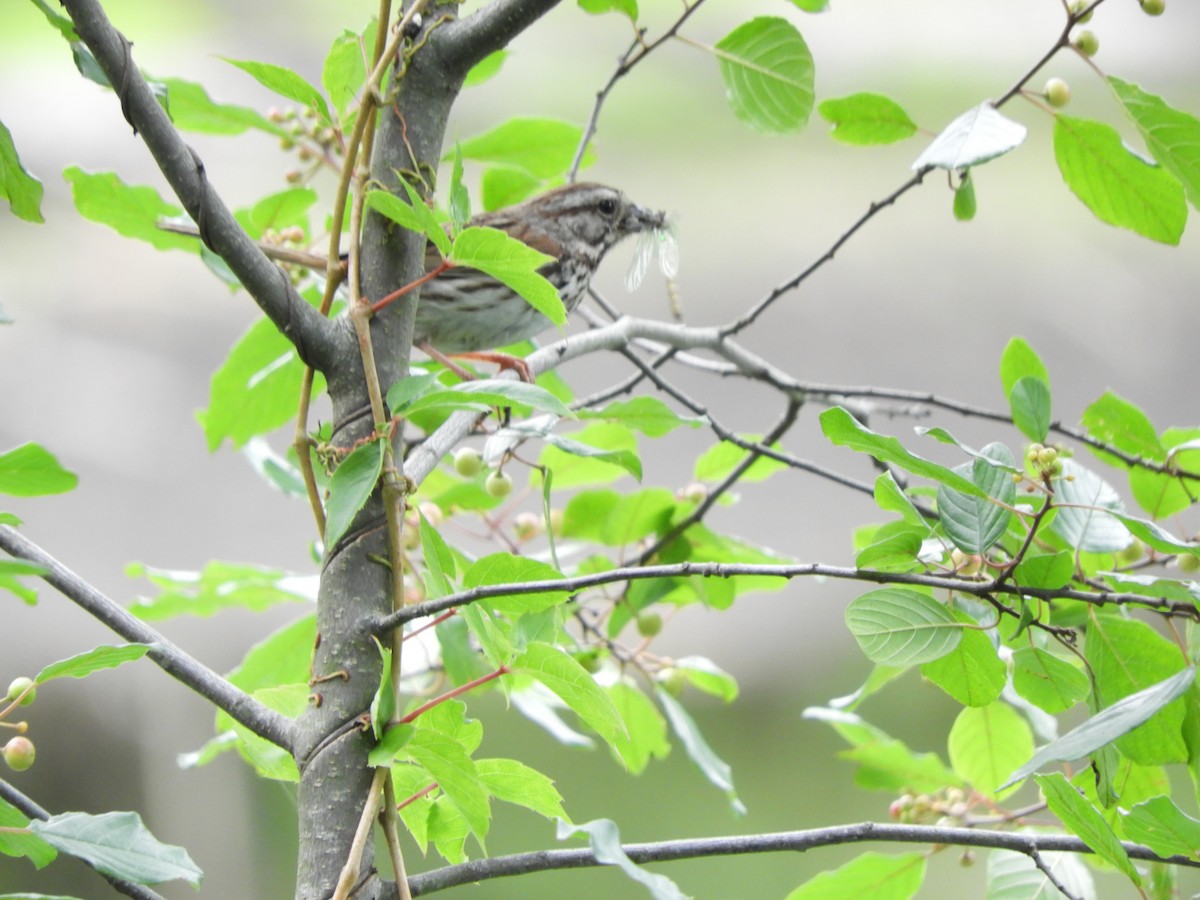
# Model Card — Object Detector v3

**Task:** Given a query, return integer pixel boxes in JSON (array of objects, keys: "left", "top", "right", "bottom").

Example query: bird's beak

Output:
[{"left": 625, "top": 203, "right": 668, "bottom": 233}]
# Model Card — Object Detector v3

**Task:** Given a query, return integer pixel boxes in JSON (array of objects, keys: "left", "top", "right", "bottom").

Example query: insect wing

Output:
[
  {"left": 625, "top": 230, "right": 655, "bottom": 291},
  {"left": 656, "top": 228, "right": 679, "bottom": 279}
]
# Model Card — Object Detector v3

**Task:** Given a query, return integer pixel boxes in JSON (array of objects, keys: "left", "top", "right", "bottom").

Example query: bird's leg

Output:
[{"left": 417, "top": 343, "right": 535, "bottom": 383}]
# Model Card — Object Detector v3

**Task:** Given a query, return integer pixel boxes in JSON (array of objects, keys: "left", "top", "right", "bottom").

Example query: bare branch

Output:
[
  {"left": 400, "top": 821, "right": 1200, "bottom": 895},
  {"left": 432, "top": 0, "right": 565, "bottom": 77},
  {"left": 0, "top": 777, "right": 167, "bottom": 900},
  {"left": 0, "top": 526, "right": 294, "bottom": 752},
  {"left": 58, "top": 0, "right": 344, "bottom": 373}
]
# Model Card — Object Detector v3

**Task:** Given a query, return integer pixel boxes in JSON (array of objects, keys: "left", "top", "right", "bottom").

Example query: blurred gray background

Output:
[{"left": 2, "top": 0, "right": 1198, "bottom": 896}]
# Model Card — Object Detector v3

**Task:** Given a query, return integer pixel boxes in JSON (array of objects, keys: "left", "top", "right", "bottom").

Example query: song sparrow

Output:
[{"left": 409, "top": 182, "right": 666, "bottom": 376}]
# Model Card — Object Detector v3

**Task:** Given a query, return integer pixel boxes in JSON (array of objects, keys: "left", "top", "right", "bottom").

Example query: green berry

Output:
[
  {"left": 484, "top": 470, "right": 513, "bottom": 499},
  {"left": 453, "top": 447, "right": 483, "bottom": 477},
  {"left": 1069, "top": 0, "right": 1093, "bottom": 23},
  {"left": 657, "top": 667, "right": 686, "bottom": 697},
  {"left": 1044, "top": 78, "right": 1071, "bottom": 108},
  {"left": 1073, "top": 29, "right": 1099, "bottom": 56},
  {"left": 6, "top": 677, "right": 35, "bottom": 707},
  {"left": 3, "top": 736, "right": 35, "bottom": 772},
  {"left": 1178, "top": 554, "right": 1200, "bottom": 575},
  {"left": 636, "top": 612, "right": 663, "bottom": 638},
  {"left": 1141, "top": 0, "right": 1165, "bottom": 14}
]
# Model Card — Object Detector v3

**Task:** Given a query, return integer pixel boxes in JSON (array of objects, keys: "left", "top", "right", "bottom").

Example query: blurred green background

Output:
[{"left": 2, "top": 0, "right": 1199, "bottom": 896}]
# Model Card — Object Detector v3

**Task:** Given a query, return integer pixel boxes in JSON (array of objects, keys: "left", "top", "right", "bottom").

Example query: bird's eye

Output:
[{"left": 597, "top": 198, "right": 618, "bottom": 217}]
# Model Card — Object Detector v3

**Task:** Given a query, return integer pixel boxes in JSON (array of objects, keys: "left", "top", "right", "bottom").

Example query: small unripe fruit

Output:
[
  {"left": 950, "top": 548, "right": 984, "bottom": 577},
  {"left": 512, "top": 512, "right": 542, "bottom": 541},
  {"left": 1069, "top": 0, "right": 1093, "bottom": 23},
  {"left": 484, "top": 470, "right": 513, "bottom": 499},
  {"left": 576, "top": 650, "right": 604, "bottom": 674},
  {"left": 6, "top": 677, "right": 35, "bottom": 707},
  {"left": 548, "top": 509, "right": 565, "bottom": 537},
  {"left": 1044, "top": 78, "right": 1071, "bottom": 108},
  {"left": 636, "top": 612, "right": 663, "bottom": 638},
  {"left": 657, "top": 667, "right": 686, "bottom": 697},
  {"left": 677, "top": 483, "right": 708, "bottom": 505},
  {"left": 1115, "top": 539, "right": 1145, "bottom": 566},
  {"left": 1178, "top": 553, "right": 1200, "bottom": 575},
  {"left": 453, "top": 447, "right": 483, "bottom": 477},
  {"left": 1036, "top": 447, "right": 1059, "bottom": 467},
  {"left": 3, "top": 737, "right": 35, "bottom": 772},
  {"left": 1141, "top": 0, "right": 1165, "bottom": 15},
  {"left": 1073, "top": 30, "right": 1099, "bottom": 57},
  {"left": 1026, "top": 443, "right": 1045, "bottom": 460}
]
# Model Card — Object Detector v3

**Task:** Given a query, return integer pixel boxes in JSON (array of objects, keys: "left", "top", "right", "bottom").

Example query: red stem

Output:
[
  {"left": 400, "top": 666, "right": 509, "bottom": 724},
  {"left": 370, "top": 259, "right": 454, "bottom": 315}
]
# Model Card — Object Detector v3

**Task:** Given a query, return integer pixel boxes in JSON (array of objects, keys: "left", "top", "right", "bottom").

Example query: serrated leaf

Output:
[
  {"left": 159, "top": 77, "right": 285, "bottom": 137},
  {"left": 936, "top": 442, "right": 1016, "bottom": 554},
  {"left": 221, "top": 57, "right": 331, "bottom": 124},
  {"left": 29, "top": 811, "right": 202, "bottom": 886},
  {"left": 579, "top": 396, "right": 703, "bottom": 437},
  {"left": 1050, "top": 460, "right": 1130, "bottom": 552},
  {"left": 921, "top": 611, "right": 1005, "bottom": 707},
  {"left": 1054, "top": 115, "right": 1186, "bottom": 244},
  {"left": 607, "top": 681, "right": 670, "bottom": 774},
  {"left": 1013, "top": 551, "right": 1073, "bottom": 590},
  {"left": 35, "top": 643, "right": 153, "bottom": 683},
  {"left": 450, "top": 226, "right": 564, "bottom": 324},
  {"left": 785, "top": 851, "right": 925, "bottom": 900},
  {"left": 1002, "top": 667, "right": 1195, "bottom": 789},
  {"left": 403, "top": 379, "right": 572, "bottom": 418},
  {"left": 1037, "top": 772, "right": 1140, "bottom": 884},
  {"left": 365, "top": 187, "right": 451, "bottom": 256},
  {"left": 693, "top": 437, "right": 788, "bottom": 483},
  {"left": 0, "top": 120, "right": 44, "bottom": 222},
  {"left": 419, "top": 511, "right": 456, "bottom": 598},
  {"left": 821, "top": 408, "right": 984, "bottom": 497},
  {"left": 0, "top": 795, "right": 57, "bottom": 869},
  {"left": 558, "top": 818, "right": 688, "bottom": 900},
  {"left": 463, "top": 553, "right": 566, "bottom": 615},
  {"left": 657, "top": 688, "right": 744, "bottom": 814},
  {"left": 540, "top": 430, "right": 642, "bottom": 482},
  {"left": 1110, "top": 77, "right": 1200, "bottom": 209},
  {"left": 476, "top": 757, "right": 568, "bottom": 821},
  {"left": 0, "top": 559, "right": 45, "bottom": 605},
  {"left": 0, "top": 443, "right": 77, "bottom": 496},
  {"left": 63, "top": 167, "right": 199, "bottom": 251},
  {"left": 986, "top": 848, "right": 1094, "bottom": 900},
  {"left": 913, "top": 103, "right": 1026, "bottom": 170},
  {"left": 714, "top": 17, "right": 814, "bottom": 135},
  {"left": 323, "top": 438, "right": 385, "bottom": 546},
  {"left": 511, "top": 643, "right": 622, "bottom": 745},
  {"left": 1122, "top": 795, "right": 1200, "bottom": 860},
  {"left": 481, "top": 166, "right": 544, "bottom": 211},
  {"left": 845, "top": 588, "right": 962, "bottom": 666},
  {"left": 818, "top": 92, "right": 917, "bottom": 146},
  {"left": 1081, "top": 391, "right": 1164, "bottom": 463},
  {"left": 322, "top": 23, "right": 377, "bottom": 120},
  {"left": 577, "top": 0, "right": 638, "bottom": 21}
]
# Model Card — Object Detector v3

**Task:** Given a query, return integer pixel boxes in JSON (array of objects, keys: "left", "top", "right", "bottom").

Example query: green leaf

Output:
[
  {"left": 657, "top": 688, "right": 745, "bottom": 814},
  {"left": 1012, "top": 647, "right": 1089, "bottom": 714},
  {"left": 323, "top": 438, "right": 385, "bottom": 547},
  {"left": 126, "top": 560, "right": 310, "bottom": 620},
  {"left": 159, "top": 77, "right": 284, "bottom": 136},
  {"left": 0, "top": 443, "right": 77, "bottom": 496},
  {"left": 0, "top": 559, "right": 45, "bottom": 605},
  {"left": 243, "top": 437, "right": 307, "bottom": 498},
  {"left": 577, "top": 0, "right": 638, "bottom": 21},
  {"left": 476, "top": 757, "right": 568, "bottom": 821},
  {"left": 921, "top": 610, "right": 1005, "bottom": 707},
  {"left": 1111, "top": 512, "right": 1200, "bottom": 558},
  {"left": 1009, "top": 376, "right": 1051, "bottom": 442},
  {"left": 562, "top": 488, "right": 676, "bottom": 547},
  {"left": 999, "top": 337, "right": 1050, "bottom": 399},
  {"left": 854, "top": 523, "right": 923, "bottom": 573},
  {"left": 368, "top": 724, "right": 415, "bottom": 766},
  {"left": 29, "top": 811, "right": 202, "bottom": 886},
  {"left": 224, "top": 684, "right": 306, "bottom": 781},
  {"left": 844, "top": 588, "right": 962, "bottom": 665},
  {"left": 1050, "top": 460, "right": 1131, "bottom": 553},
  {"left": 481, "top": 166, "right": 544, "bottom": 210},
  {"left": 579, "top": 396, "right": 703, "bottom": 437},
  {"left": 0, "top": 120, "right": 44, "bottom": 222},
  {"left": 366, "top": 184, "right": 451, "bottom": 256},
  {"left": 818, "top": 93, "right": 917, "bottom": 146},
  {"left": 936, "top": 442, "right": 1016, "bottom": 554},
  {"left": 913, "top": 103, "right": 1026, "bottom": 170},
  {"left": 557, "top": 818, "right": 688, "bottom": 900},
  {"left": 714, "top": 17, "right": 814, "bottom": 135},
  {"left": 1122, "top": 795, "right": 1200, "bottom": 860},
  {"left": 35, "top": 643, "right": 153, "bottom": 683},
  {"left": 0, "top": 795, "right": 57, "bottom": 869},
  {"left": 1087, "top": 616, "right": 1188, "bottom": 764},
  {"left": 322, "top": 22, "right": 377, "bottom": 120},
  {"left": 63, "top": 167, "right": 196, "bottom": 251},
  {"left": 1002, "top": 667, "right": 1195, "bottom": 789},
  {"left": 873, "top": 472, "right": 927, "bottom": 526},
  {"left": 419, "top": 510, "right": 457, "bottom": 598},
  {"left": 463, "top": 553, "right": 566, "bottom": 615},
  {"left": 1081, "top": 391, "right": 1164, "bottom": 463},
  {"left": 948, "top": 703, "right": 1033, "bottom": 799},
  {"left": 952, "top": 171, "right": 976, "bottom": 222},
  {"left": 197, "top": 314, "right": 322, "bottom": 451},
  {"left": 1036, "top": 772, "right": 1140, "bottom": 884},
  {"left": 607, "top": 681, "right": 670, "bottom": 773},
  {"left": 693, "top": 437, "right": 788, "bottom": 483},
  {"left": 538, "top": 423, "right": 642, "bottom": 484},
  {"left": 456, "top": 118, "right": 590, "bottom": 180},
  {"left": 512, "top": 643, "right": 623, "bottom": 745},
  {"left": 225, "top": 613, "right": 316, "bottom": 692},
  {"left": 463, "top": 50, "right": 508, "bottom": 88},
  {"left": 1013, "top": 551, "right": 1073, "bottom": 590},
  {"left": 402, "top": 380, "right": 572, "bottom": 418},
  {"left": 1131, "top": 427, "right": 1200, "bottom": 519},
  {"left": 673, "top": 656, "right": 739, "bottom": 703},
  {"left": 986, "top": 849, "right": 1095, "bottom": 899},
  {"left": 820, "top": 408, "right": 984, "bottom": 497},
  {"left": 221, "top": 57, "right": 331, "bottom": 124},
  {"left": 1110, "top": 77, "right": 1200, "bottom": 209},
  {"left": 786, "top": 851, "right": 925, "bottom": 900},
  {"left": 449, "top": 144, "right": 471, "bottom": 233},
  {"left": 244, "top": 188, "right": 317, "bottom": 235},
  {"left": 450, "top": 226, "right": 564, "bottom": 325},
  {"left": 1054, "top": 114, "right": 1186, "bottom": 244},
  {"left": 786, "top": 0, "right": 829, "bottom": 9}
]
